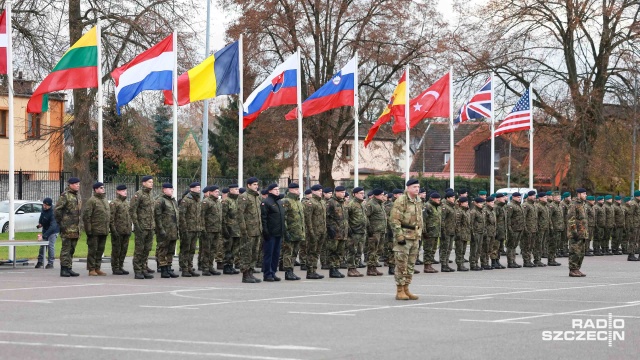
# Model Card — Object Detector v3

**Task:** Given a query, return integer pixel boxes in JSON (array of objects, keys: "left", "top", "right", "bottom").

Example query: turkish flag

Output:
[{"left": 392, "top": 72, "right": 450, "bottom": 133}]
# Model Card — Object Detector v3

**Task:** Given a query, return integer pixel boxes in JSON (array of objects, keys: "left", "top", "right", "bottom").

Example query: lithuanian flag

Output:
[
  {"left": 27, "top": 27, "right": 98, "bottom": 113},
  {"left": 364, "top": 71, "right": 406, "bottom": 147},
  {"left": 164, "top": 40, "right": 239, "bottom": 106}
]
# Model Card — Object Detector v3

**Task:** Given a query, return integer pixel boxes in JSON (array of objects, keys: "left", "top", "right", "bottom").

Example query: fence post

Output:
[
  {"left": 135, "top": 174, "right": 140, "bottom": 192},
  {"left": 59, "top": 171, "right": 65, "bottom": 195},
  {"left": 17, "top": 169, "right": 23, "bottom": 200}
]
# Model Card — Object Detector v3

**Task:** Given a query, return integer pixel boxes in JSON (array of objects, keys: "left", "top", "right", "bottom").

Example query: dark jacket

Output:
[
  {"left": 39, "top": 207, "right": 59, "bottom": 238},
  {"left": 261, "top": 193, "right": 285, "bottom": 238}
]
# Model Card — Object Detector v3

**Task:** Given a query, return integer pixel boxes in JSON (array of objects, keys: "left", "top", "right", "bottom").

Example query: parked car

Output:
[{"left": 0, "top": 200, "right": 45, "bottom": 233}]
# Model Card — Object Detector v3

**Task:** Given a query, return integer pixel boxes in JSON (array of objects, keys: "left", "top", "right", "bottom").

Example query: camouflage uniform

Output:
[
  {"left": 319, "top": 197, "right": 330, "bottom": 267},
  {"left": 469, "top": 204, "right": 485, "bottom": 269},
  {"left": 390, "top": 193, "right": 423, "bottom": 286},
  {"left": 326, "top": 195, "right": 349, "bottom": 270},
  {"left": 623, "top": 200, "right": 633, "bottom": 254},
  {"left": 440, "top": 200, "right": 456, "bottom": 265},
  {"left": 154, "top": 193, "right": 179, "bottom": 267},
  {"left": 603, "top": 201, "right": 614, "bottom": 252},
  {"left": 535, "top": 200, "right": 550, "bottom": 264},
  {"left": 129, "top": 187, "right": 155, "bottom": 274},
  {"left": 365, "top": 197, "right": 387, "bottom": 268},
  {"left": 383, "top": 199, "right": 395, "bottom": 267},
  {"left": 281, "top": 192, "right": 305, "bottom": 270},
  {"left": 560, "top": 198, "right": 571, "bottom": 255},
  {"left": 455, "top": 206, "right": 471, "bottom": 267},
  {"left": 548, "top": 199, "right": 564, "bottom": 264},
  {"left": 483, "top": 204, "right": 496, "bottom": 267},
  {"left": 304, "top": 194, "right": 326, "bottom": 274},
  {"left": 179, "top": 191, "right": 204, "bottom": 272},
  {"left": 222, "top": 193, "right": 241, "bottom": 268},
  {"left": 630, "top": 198, "right": 640, "bottom": 256},
  {"left": 110, "top": 193, "right": 132, "bottom": 273},
  {"left": 422, "top": 199, "right": 441, "bottom": 266},
  {"left": 238, "top": 188, "right": 263, "bottom": 272},
  {"left": 586, "top": 201, "right": 595, "bottom": 253},
  {"left": 521, "top": 198, "right": 538, "bottom": 265},
  {"left": 346, "top": 197, "right": 367, "bottom": 270},
  {"left": 493, "top": 201, "right": 507, "bottom": 260},
  {"left": 567, "top": 197, "right": 589, "bottom": 271},
  {"left": 82, "top": 192, "right": 110, "bottom": 271},
  {"left": 298, "top": 196, "right": 311, "bottom": 267},
  {"left": 202, "top": 194, "right": 222, "bottom": 273},
  {"left": 612, "top": 201, "right": 625, "bottom": 253},
  {"left": 594, "top": 202, "right": 606, "bottom": 254},
  {"left": 506, "top": 199, "right": 525, "bottom": 265},
  {"left": 54, "top": 187, "right": 81, "bottom": 270}
]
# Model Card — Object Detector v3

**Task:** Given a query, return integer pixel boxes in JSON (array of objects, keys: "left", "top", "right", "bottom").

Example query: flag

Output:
[
  {"left": 284, "top": 56, "right": 355, "bottom": 120},
  {"left": 454, "top": 76, "right": 492, "bottom": 124},
  {"left": 112, "top": 34, "right": 173, "bottom": 114},
  {"left": 27, "top": 27, "right": 98, "bottom": 113},
  {"left": 495, "top": 89, "right": 532, "bottom": 137},
  {"left": 164, "top": 41, "right": 239, "bottom": 106},
  {"left": 0, "top": 10, "right": 7, "bottom": 74},
  {"left": 243, "top": 53, "right": 298, "bottom": 128},
  {"left": 392, "top": 72, "right": 450, "bottom": 132},
  {"left": 364, "top": 71, "right": 406, "bottom": 147}
]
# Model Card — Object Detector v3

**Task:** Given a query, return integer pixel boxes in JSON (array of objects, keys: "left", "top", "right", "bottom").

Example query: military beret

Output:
[
  {"left": 304, "top": 189, "right": 312, "bottom": 195},
  {"left": 261, "top": 189, "right": 269, "bottom": 195},
  {"left": 635, "top": 190, "right": 640, "bottom": 197},
  {"left": 475, "top": 197, "right": 485, "bottom": 203},
  {"left": 372, "top": 189, "right": 384, "bottom": 196},
  {"left": 419, "top": 188, "right": 426, "bottom": 194},
  {"left": 367, "top": 191, "right": 373, "bottom": 197},
  {"left": 239, "top": 187, "right": 246, "bottom": 194},
  {"left": 406, "top": 179, "right": 419, "bottom": 186},
  {"left": 323, "top": 187, "right": 333, "bottom": 193},
  {"left": 246, "top": 177, "right": 259, "bottom": 185},
  {"left": 615, "top": 195, "right": 621, "bottom": 201},
  {"left": 162, "top": 183, "right": 173, "bottom": 189},
  {"left": 222, "top": 188, "right": 229, "bottom": 194},
  {"left": 445, "top": 191, "right": 455, "bottom": 198},
  {"left": 458, "top": 196, "right": 468, "bottom": 203},
  {"left": 267, "top": 183, "right": 279, "bottom": 191},
  {"left": 430, "top": 192, "right": 441, "bottom": 199},
  {"left": 562, "top": 192, "right": 571, "bottom": 197},
  {"left": 624, "top": 196, "right": 631, "bottom": 202},
  {"left": 67, "top": 177, "right": 80, "bottom": 184},
  {"left": 392, "top": 189, "right": 403, "bottom": 195},
  {"left": 387, "top": 193, "right": 394, "bottom": 199},
  {"left": 486, "top": 196, "right": 495, "bottom": 202},
  {"left": 576, "top": 188, "right": 587, "bottom": 194},
  {"left": 445, "top": 188, "right": 453, "bottom": 193},
  {"left": 311, "top": 184, "right": 323, "bottom": 191},
  {"left": 523, "top": 194, "right": 529, "bottom": 199},
  {"left": 458, "top": 188, "right": 468, "bottom": 194},
  {"left": 586, "top": 195, "right": 595, "bottom": 201},
  {"left": 527, "top": 190, "right": 536, "bottom": 196},
  {"left": 512, "top": 192, "right": 522, "bottom": 197},
  {"left": 42, "top": 197, "right": 53, "bottom": 206},
  {"left": 202, "top": 186, "right": 210, "bottom": 193},
  {"left": 478, "top": 190, "right": 487, "bottom": 195},
  {"left": 141, "top": 175, "right": 153, "bottom": 182},
  {"left": 495, "top": 193, "right": 505, "bottom": 199},
  {"left": 288, "top": 183, "right": 299, "bottom": 189},
  {"left": 596, "top": 196, "right": 604, "bottom": 201},
  {"left": 189, "top": 182, "right": 200, "bottom": 188},
  {"left": 116, "top": 184, "right": 127, "bottom": 191},
  {"left": 228, "top": 184, "right": 238, "bottom": 189},
  {"left": 353, "top": 187, "right": 364, "bottom": 194},
  {"left": 546, "top": 191, "right": 553, "bottom": 196},
  {"left": 210, "top": 185, "right": 219, "bottom": 192},
  {"left": 604, "top": 195, "right": 613, "bottom": 200},
  {"left": 335, "top": 185, "right": 346, "bottom": 192},
  {"left": 92, "top": 182, "right": 104, "bottom": 189}
]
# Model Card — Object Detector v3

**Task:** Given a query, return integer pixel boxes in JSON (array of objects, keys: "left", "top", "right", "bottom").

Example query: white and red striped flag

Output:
[
  {"left": 495, "top": 88, "right": 532, "bottom": 136},
  {"left": 0, "top": 10, "right": 7, "bottom": 74}
]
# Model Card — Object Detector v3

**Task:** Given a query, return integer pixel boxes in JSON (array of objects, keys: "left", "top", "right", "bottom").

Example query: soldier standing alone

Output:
[
  {"left": 567, "top": 188, "right": 588, "bottom": 277},
  {"left": 55, "top": 177, "right": 82, "bottom": 277}
]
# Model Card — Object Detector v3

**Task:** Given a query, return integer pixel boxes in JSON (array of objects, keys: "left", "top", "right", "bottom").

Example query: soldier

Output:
[
  {"left": 594, "top": 196, "right": 606, "bottom": 256},
  {"left": 221, "top": 188, "right": 229, "bottom": 201},
  {"left": 345, "top": 187, "right": 367, "bottom": 277},
  {"left": 559, "top": 192, "right": 572, "bottom": 257},
  {"left": 390, "top": 179, "right": 423, "bottom": 301},
  {"left": 533, "top": 192, "right": 550, "bottom": 267},
  {"left": 110, "top": 185, "right": 132, "bottom": 275},
  {"left": 82, "top": 182, "right": 110, "bottom": 276},
  {"left": 202, "top": 185, "right": 223, "bottom": 276},
  {"left": 319, "top": 187, "right": 333, "bottom": 269},
  {"left": 178, "top": 182, "right": 204, "bottom": 277},
  {"left": 238, "top": 177, "right": 263, "bottom": 283},
  {"left": 260, "top": 183, "right": 285, "bottom": 282},
  {"left": 439, "top": 191, "right": 457, "bottom": 272},
  {"left": 304, "top": 184, "right": 326, "bottom": 279},
  {"left": 603, "top": 195, "right": 614, "bottom": 255},
  {"left": 623, "top": 197, "right": 632, "bottom": 256},
  {"left": 326, "top": 185, "right": 349, "bottom": 278},
  {"left": 365, "top": 188, "right": 386, "bottom": 276},
  {"left": 492, "top": 193, "right": 507, "bottom": 269},
  {"left": 281, "top": 183, "right": 304, "bottom": 281},
  {"left": 567, "top": 188, "right": 588, "bottom": 277},
  {"left": 506, "top": 192, "right": 524, "bottom": 268},
  {"left": 129, "top": 175, "right": 156, "bottom": 279},
  {"left": 483, "top": 196, "right": 498, "bottom": 270},
  {"left": 629, "top": 191, "right": 640, "bottom": 261},
  {"left": 416, "top": 187, "right": 428, "bottom": 266},
  {"left": 469, "top": 197, "right": 486, "bottom": 271},
  {"left": 585, "top": 195, "right": 595, "bottom": 256},
  {"left": 384, "top": 189, "right": 404, "bottom": 275},
  {"left": 221, "top": 184, "right": 241, "bottom": 274},
  {"left": 298, "top": 188, "right": 312, "bottom": 271},
  {"left": 547, "top": 191, "right": 564, "bottom": 266},
  {"left": 55, "top": 177, "right": 82, "bottom": 277},
  {"left": 612, "top": 196, "right": 625, "bottom": 255},
  {"left": 478, "top": 190, "right": 487, "bottom": 200},
  {"left": 422, "top": 192, "right": 442, "bottom": 273},
  {"left": 521, "top": 190, "right": 538, "bottom": 267},
  {"left": 455, "top": 197, "right": 471, "bottom": 271},
  {"left": 155, "top": 183, "right": 180, "bottom": 278}
]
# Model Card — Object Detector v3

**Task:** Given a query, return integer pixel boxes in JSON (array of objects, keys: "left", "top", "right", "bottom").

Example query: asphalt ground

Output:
[{"left": 0, "top": 250, "right": 638, "bottom": 360}]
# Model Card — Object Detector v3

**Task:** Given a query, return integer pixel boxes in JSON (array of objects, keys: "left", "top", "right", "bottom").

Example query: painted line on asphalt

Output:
[
  {"left": 274, "top": 301, "right": 383, "bottom": 308},
  {"left": 37, "top": 287, "right": 225, "bottom": 302},
  {"left": 144, "top": 292, "right": 353, "bottom": 309},
  {"left": 465, "top": 281, "right": 640, "bottom": 298},
  {"left": 493, "top": 302, "right": 640, "bottom": 323},
  {"left": 460, "top": 319, "right": 531, "bottom": 324},
  {"left": 500, "top": 297, "right": 631, "bottom": 304},
  {"left": 0, "top": 283, "right": 103, "bottom": 292}
]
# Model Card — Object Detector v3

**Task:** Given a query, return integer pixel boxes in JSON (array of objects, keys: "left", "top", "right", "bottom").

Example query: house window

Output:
[
  {"left": 444, "top": 153, "right": 450, "bottom": 165},
  {"left": 26, "top": 113, "right": 41, "bottom": 139},
  {"left": 342, "top": 144, "right": 352, "bottom": 160},
  {"left": 0, "top": 110, "right": 6, "bottom": 137}
]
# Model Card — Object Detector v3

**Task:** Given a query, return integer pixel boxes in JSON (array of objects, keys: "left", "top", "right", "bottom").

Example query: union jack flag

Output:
[
  {"left": 454, "top": 76, "right": 492, "bottom": 125},
  {"left": 494, "top": 88, "right": 532, "bottom": 137}
]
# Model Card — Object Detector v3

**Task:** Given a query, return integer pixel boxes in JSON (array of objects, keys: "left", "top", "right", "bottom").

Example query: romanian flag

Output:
[
  {"left": 27, "top": 27, "right": 98, "bottom": 113},
  {"left": 364, "top": 71, "right": 406, "bottom": 147},
  {"left": 164, "top": 40, "right": 239, "bottom": 106}
]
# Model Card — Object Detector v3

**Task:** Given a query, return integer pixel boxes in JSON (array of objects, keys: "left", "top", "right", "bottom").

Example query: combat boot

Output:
[
  {"left": 388, "top": 266, "right": 395, "bottom": 275},
  {"left": 548, "top": 260, "right": 562, "bottom": 266},
  {"left": 279, "top": 260, "right": 285, "bottom": 272},
  {"left": 523, "top": 262, "right": 535, "bottom": 268},
  {"left": 347, "top": 268, "right": 364, "bottom": 277},
  {"left": 189, "top": 269, "right": 200, "bottom": 277},
  {"left": 134, "top": 272, "right": 144, "bottom": 279},
  {"left": 627, "top": 254, "right": 638, "bottom": 261},
  {"left": 415, "top": 258, "right": 424, "bottom": 265},
  {"left": 358, "top": 260, "right": 366, "bottom": 268},
  {"left": 423, "top": 264, "right": 438, "bottom": 273},
  {"left": 242, "top": 270, "right": 256, "bottom": 283},
  {"left": 569, "top": 269, "right": 581, "bottom": 277},
  {"left": 95, "top": 269, "right": 107, "bottom": 276},
  {"left": 89, "top": 270, "right": 98, "bottom": 276},
  {"left": 161, "top": 266, "right": 170, "bottom": 278},
  {"left": 534, "top": 260, "right": 547, "bottom": 267},
  {"left": 167, "top": 266, "right": 179, "bottom": 278},
  {"left": 329, "top": 268, "right": 344, "bottom": 278},
  {"left": 145, "top": 266, "right": 155, "bottom": 274},
  {"left": 300, "top": 264, "right": 307, "bottom": 271},
  {"left": 113, "top": 269, "right": 124, "bottom": 275},
  {"left": 249, "top": 272, "right": 262, "bottom": 283},
  {"left": 142, "top": 272, "right": 154, "bottom": 279},
  {"left": 441, "top": 264, "right": 453, "bottom": 272},
  {"left": 181, "top": 270, "right": 192, "bottom": 277},
  {"left": 367, "top": 266, "right": 378, "bottom": 276},
  {"left": 482, "top": 264, "right": 493, "bottom": 270},
  {"left": 285, "top": 269, "right": 298, "bottom": 280},
  {"left": 508, "top": 262, "right": 522, "bottom": 268},
  {"left": 578, "top": 270, "right": 586, "bottom": 277},
  {"left": 395, "top": 285, "right": 409, "bottom": 301},
  {"left": 403, "top": 285, "right": 419, "bottom": 300},
  {"left": 457, "top": 265, "right": 469, "bottom": 271},
  {"left": 60, "top": 266, "right": 70, "bottom": 277},
  {"left": 495, "top": 260, "right": 506, "bottom": 269},
  {"left": 202, "top": 268, "right": 212, "bottom": 276},
  {"left": 470, "top": 265, "right": 483, "bottom": 271},
  {"left": 209, "top": 268, "right": 222, "bottom": 276},
  {"left": 306, "top": 272, "right": 323, "bottom": 280},
  {"left": 67, "top": 268, "right": 79, "bottom": 277}
]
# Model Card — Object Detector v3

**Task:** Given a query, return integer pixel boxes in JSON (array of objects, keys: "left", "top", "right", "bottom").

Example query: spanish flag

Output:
[
  {"left": 364, "top": 71, "right": 406, "bottom": 147},
  {"left": 164, "top": 41, "right": 240, "bottom": 106},
  {"left": 28, "top": 27, "right": 98, "bottom": 113}
]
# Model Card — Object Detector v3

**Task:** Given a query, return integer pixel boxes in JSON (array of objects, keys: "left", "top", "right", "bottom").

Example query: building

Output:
[{"left": 178, "top": 130, "right": 202, "bottom": 160}]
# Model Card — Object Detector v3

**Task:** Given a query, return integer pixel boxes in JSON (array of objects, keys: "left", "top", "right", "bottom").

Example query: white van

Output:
[{"left": 495, "top": 188, "right": 537, "bottom": 198}]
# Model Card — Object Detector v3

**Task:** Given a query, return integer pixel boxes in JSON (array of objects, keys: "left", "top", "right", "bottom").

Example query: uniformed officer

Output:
[
  {"left": 567, "top": 188, "right": 588, "bottom": 277},
  {"left": 416, "top": 188, "right": 428, "bottom": 266},
  {"left": 304, "top": 184, "right": 326, "bottom": 279},
  {"left": 506, "top": 192, "right": 524, "bottom": 268},
  {"left": 623, "top": 197, "right": 633, "bottom": 256},
  {"left": 129, "top": 175, "right": 156, "bottom": 278},
  {"left": 483, "top": 196, "right": 498, "bottom": 270},
  {"left": 469, "top": 197, "right": 486, "bottom": 271},
  {"left": 319, "top": 187, "right": 333, "bottom": 269},
  {"left": 221, "top": 184, "right": 241, "bottom": 274},
  {"left": 110, "top": 184, "right": 132, "bottom": 275},
  {"left": 55, "top": 177, "right": 82, "bottom": 277},
  {"left": 280, "top": 183, "right": 304, "bottom": 281},
  {"left": 346, "top": 187, "right": 367, "bottom": 277},
  {"left": 559, "top": 192, "right": 572, "bottom": 257},
  {"left": 455, "top": 196, "right": 471, "bottom": 271},
  {"left": 179, "top": 182, "right": 204, "bottom": 277},
  {"left": 82, "top": 182, "right": 110, "bottom": 276},
  {"left": 612, "top": 196, "right": 625, "bottom": 255},
  {"left": 534, "top": 192, "right": 550, "bottom": 267},
  {"left": 155, "top": 183, "right": 180, "bottom": 278},
  {"left": 298, "top": 188, "right": 312, "bottom": 270},
  {"left": 423, "top": 192, "right": 442, "bottom": 273},
  {"left": 521, "top": 190, "right": 538, "bottom": 267},
  {"left": 585, "top": 195, "right": 596, "bottom": 256},
  {"left": 492, "top": 193, "right": 507, "bottom": 269},
  {"left": 326, "top": 185, "right": 349, "bottom": 278},
  {"left": 202, "top": 185, "right": 223, "bottom": 276},
  {"left": 365, "top": 188, "right": 386, "bottom": 276},
  {"left": 629, "top": 191, "right": 640, "bottom": 261},
  {"left": 603, "top": 195, "right": 614, "bottom": 255},
  {"left": 439, "top": 191, "right": 457, "bottom": 272},
  {"left": 238, "top": 177, "right": 263, "bottom": 283},
  {"left": 547, "top": 191, "right": 564, "bottom": 266},
  {"left": 594, "top": 196, "right": 606, "bottom": 256},
  {"left": 384, "top": 189, "right": 403, "bottom": 275}
]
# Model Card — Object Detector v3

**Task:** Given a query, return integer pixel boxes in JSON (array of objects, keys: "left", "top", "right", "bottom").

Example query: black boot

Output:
[
  {"left": 134, "top": 272, "right": 145, "bottom": 279},
  {"left": 415, "top": 258, "right": 424, "bottom": 265},
  {"left": 279, "top": 260, "right": 285, "bottom": 272},
  {"left": 300, "top": 264, "right": 308, "bottom": 271},
  {"left": 168, "top": 266, "right": 179, "bottom": 278},
  {"left": 357, "top": 260, "right": 366, "bottom": 268},
  {"left": 161, "top": 266, "right": 170, "bottom": 278},
  {"left": 627, "top": 254, "right": 639, "bottom": 261},
  {"left": 306, "top": 271, "right": 323, "bottom": 279},
  {"left": 457, "top": 264, "right": 469, "bottom": 271},
  {"left": 495, "top": 259, "right": 506, "bottom": 269},
  {"left": 67, "top": 268, "right": 79, "bottom": 277},
  {"left": 250, "top": 271, "right": 262, "bottom": 283},
  {"left": 223, "top": 264, "right": 234, "bottom": 274},
  {"left": 35, "top": 262, "right": 43, "bottom": 269},
  {"left": 388, "top": 266, "right": 395, "bottom": 275},
  {"left": 242, "top": 270, "right": 256, "bottom": 283},
  {"left": 285, "top": 269, "right": 299, "bottom": 280},
  {"left": 60, "top": 266, "right": 71, "bottom": 277},
  {"left": 329, "top": 268, "right": 344, "bottom": 278}
]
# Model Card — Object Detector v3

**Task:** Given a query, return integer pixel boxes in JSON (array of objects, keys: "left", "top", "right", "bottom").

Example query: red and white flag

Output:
[
  {"left": 392, "top": 72, "right": 450, "bottom": 133},
  {"left": 0, "top": 10, "right": 8, "bottom": 74}
]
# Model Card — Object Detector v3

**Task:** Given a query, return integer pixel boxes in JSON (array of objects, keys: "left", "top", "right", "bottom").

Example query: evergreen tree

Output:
[{"left": 154, "top": 104, "right": 173, "bottom": 175}]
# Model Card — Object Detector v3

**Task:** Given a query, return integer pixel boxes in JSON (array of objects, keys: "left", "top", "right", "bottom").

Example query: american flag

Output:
[
  {"left": 454, "top": 76, "right": 492, "bottom": 124},
  {"left": 495, "top": 89, "right": 532, "bottom": 137}
]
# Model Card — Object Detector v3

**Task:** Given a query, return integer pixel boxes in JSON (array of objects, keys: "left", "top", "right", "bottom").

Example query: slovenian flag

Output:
[
  {"left": 112, "top": 34, "right": 174, "bottom": 114},
  {"left": 243, "top": 52, "right": 298, "bottom": 129},
  {"left": 285, "top": 56, "right": 355, "bottom": 120},
  {"left": 164, "top": 40, "right": 239, "bottom": 106}
]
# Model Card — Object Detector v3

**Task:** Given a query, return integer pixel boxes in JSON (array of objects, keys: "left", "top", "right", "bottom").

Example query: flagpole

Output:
[
  {"left": 353, "top": 52, "right": 359, "bottom": 187},
  {"left": 405, "top": 65, "right": 410, "bottom": 182},
  {"left": 490, "top": 73, "right": 495, "bottom": 194},
  {"left": 172, "top": 30, "right": 178, "bottom": 189},
  {"left": 528, "top": 85, "right": 533, "bottom": 189},
  {"left": 7, "top": 1, "right": 15, "bottom": 255},
  {"left": 96, "top": 22, "right": 103, "bottom": 182},
  {"left": 201, "top": 0, "right": 212, "bottom": 191},
  {"left": 449, "top": 66, "right": 454, "bottom": 189},
  {"left": 238, "top": 34, "right": 244, "bottom": 186},
  {"left": 296, "top": 47, "right": 303, "bottom": 198}
]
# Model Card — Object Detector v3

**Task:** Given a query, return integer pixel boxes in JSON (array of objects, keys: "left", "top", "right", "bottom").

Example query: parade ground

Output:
[{"left": 0, "top": 252, "right": 638, "bottom": 359}]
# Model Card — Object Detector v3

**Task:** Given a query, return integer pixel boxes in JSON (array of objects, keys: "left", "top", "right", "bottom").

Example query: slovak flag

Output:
[
  {"left": 243, "top": 52, "right": 298, "bottom": 128},
  {"left": 285, "top": 56, "right": 355, "bottom": 120},
  {"left": 111, "top": 34, "right": 174, "bottom": 114}
]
